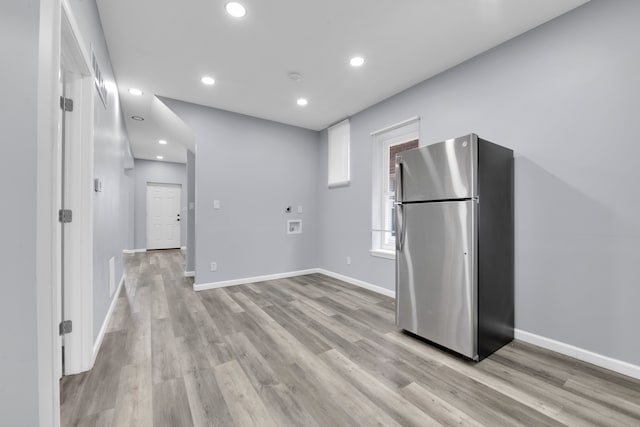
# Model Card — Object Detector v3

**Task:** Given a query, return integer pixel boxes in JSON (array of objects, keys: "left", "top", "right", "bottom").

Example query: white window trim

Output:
[
  {"left": 370, "top": 117, "right": 420, "bottom": 259},
  {"left": 369, "top": 248, "right": 396, "bottom": 260}
]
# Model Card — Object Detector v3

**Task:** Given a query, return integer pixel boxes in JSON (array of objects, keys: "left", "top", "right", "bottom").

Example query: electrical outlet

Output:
[
  {"left": 346, "top": 256, "right": 351, "bottom": 265},
  {"left": 210, "top": 262, "right": 217, "bottom": 271}
]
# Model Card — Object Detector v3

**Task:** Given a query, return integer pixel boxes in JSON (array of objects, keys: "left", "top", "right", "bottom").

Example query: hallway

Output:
[{"left": 60, "top": 250, "right": 640, "bottom": 426}]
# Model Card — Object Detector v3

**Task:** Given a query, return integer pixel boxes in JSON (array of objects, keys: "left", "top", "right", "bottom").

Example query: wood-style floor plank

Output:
[
  {"left": 152, "top": 377, "right": 193, "bottom": 427},
  {"left": 214, "top": 360, "right": 278, "bottom": 427},
  {"left": 60, "top": 249, "right": 640, "bottom": 426}
]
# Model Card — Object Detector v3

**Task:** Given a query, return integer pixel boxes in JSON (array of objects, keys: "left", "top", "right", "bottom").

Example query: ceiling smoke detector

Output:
[{"left": 288, "top": 72, "right": 303, "bottom": 82}]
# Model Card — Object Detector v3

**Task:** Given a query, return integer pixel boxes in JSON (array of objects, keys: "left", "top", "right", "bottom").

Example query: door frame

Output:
[
  {"left": 37, "top": 1, "right": 94, "bottom": 425},
  {"left": 146, "top": 182, "right": 182, "bottom": 250}
]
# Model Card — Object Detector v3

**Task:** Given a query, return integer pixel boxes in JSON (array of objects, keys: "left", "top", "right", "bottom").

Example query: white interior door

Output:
[
  {"left": 147, "top": 183, "right": 181, "bottom": 249},
  {"left": 58, "top": 8, "right": 95, "bottom": 377}
]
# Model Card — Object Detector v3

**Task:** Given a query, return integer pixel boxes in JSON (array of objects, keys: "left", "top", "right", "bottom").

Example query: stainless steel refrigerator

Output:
[{"left": 395, "top": 133, "right": 513, "bottom": 361}]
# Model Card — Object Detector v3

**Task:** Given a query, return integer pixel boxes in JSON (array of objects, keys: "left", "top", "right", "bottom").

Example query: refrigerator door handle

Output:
[{"left": 396, "top": 203, "right": 405, "bottom": 251}]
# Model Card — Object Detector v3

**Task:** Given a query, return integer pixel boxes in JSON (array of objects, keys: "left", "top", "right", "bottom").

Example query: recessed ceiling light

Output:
[
  {"left": 131, "top": 116, "right": 144, "bottom": 121},
  {"left": 156, "top": 155, "right": 164, "bottom": 160},
  {"left": 297, "top": 98, "right": 308, "bottom": 106},
  {"left": 350, "top": 56, "right": 365, "bottom": 67},
  {"left": 201, "top": 76, "right": 215, "bottom": 85},
  {"left": 225, "top": 2, "right": 246, "bottom": 18},
  {"left": 128, "top": 88, "right": 143, "bottom": 96},
  {"left": 158, "top": 139, "right": 167, "bottom": 145}
]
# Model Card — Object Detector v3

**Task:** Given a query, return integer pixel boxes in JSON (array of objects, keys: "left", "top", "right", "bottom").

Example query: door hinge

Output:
[
  {"left": 59, "top": 320, "right": 73, "bottom": 335},
  {"left": 59, "top": 96, "right": 74, "bottom": 112},
  {"left": 59, "top": 209, "right": 73, "bottom": 223}
]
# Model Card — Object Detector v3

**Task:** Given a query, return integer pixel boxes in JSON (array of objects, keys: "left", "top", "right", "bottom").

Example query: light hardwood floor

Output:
[{"left": 61, "top": 249, "right": 640, "bottom": 426}]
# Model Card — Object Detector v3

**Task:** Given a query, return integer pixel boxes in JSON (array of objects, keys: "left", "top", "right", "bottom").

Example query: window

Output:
[
  {"left": 371, "top": 117, "right": 419, "bottom": 258},
  {"left": 328, "top": 119, "right": 350, "bottom": 187},
  {"left": 382, "top": 138, "right": 419, "bottom": 249}
]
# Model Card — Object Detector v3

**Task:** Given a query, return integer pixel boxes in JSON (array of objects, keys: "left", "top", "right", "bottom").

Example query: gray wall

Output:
[
  {"left": 0, "top": 1, "right": 40, "bottom": 424},
  {"left": 186, "top": 150, "right": 196, "bottom": 272},
  {"left": 133, "top": 159, "right": 188, "bottom": 249},
  {"left": 318, "top": 0, "right": 640, "bottom": 366},
  {"left": 65, "top": 0, "right": 135, "bottom": 341},
  {"left": 162, "top": 99, "right": 320, "bottom": 284}
]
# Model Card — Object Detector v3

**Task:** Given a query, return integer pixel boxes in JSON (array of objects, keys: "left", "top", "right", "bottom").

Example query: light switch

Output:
[
  {"left": 213, "top": 200, "right": 220, "bottom": 209},
  {"left": 297, "top": 205, "right": 303, "bottom": 213}
]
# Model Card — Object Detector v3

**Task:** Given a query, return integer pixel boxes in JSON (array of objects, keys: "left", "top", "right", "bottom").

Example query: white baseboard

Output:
[
  {"left": 194, "top": 267, "right": 395, "bottom": 298},
  {"left": 194, "top": 269, "right": 318, "bottom": 291},
  {"left": 184, "top": 271, "right": 195, "bottom": 277},
  {"left": 123, "top": 248, "right": 146, "bottom": 254},
  {"left": 515, "top": 329, "right": 640, "bottom": 380},
  {"left": 92, "top": 273, "right": 125, "bottom": 365},
  {"left": 316, "top": 268, "right": 395, "bottom": 298}
]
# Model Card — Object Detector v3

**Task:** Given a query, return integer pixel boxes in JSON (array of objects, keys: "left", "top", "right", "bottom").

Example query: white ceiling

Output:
[{"left": 96, "top": 0, "right": 589, "bottom": 163}]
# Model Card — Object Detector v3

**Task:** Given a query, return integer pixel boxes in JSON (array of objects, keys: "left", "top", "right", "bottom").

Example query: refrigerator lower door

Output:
[{"left": 396, "top": 200, "right": 477, "bottom": 359}]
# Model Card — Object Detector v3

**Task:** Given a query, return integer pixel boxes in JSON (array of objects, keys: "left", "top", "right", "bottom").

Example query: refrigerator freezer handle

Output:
[
  {"left": 395, "top": 158, "right": 405, "bottom": 252},
  {"left": 395, "top": 157, "right": 403, "bottom": 203}
]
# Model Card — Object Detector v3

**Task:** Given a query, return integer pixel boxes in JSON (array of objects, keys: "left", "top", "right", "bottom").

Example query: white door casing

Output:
[
  {"left": 147, "top": 183, "right": 181, "bottom": 249},
  {"left": 37, "top": 1, "right": 93, "bottom": 425}
]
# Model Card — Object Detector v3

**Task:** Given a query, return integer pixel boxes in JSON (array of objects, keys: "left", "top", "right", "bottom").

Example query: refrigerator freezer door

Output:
[
  {"left": 397, "top": 134, "right": 477, "bottom": 202},
  {"left": 396, "top": 200, "right": 477, "bottom": 359}
]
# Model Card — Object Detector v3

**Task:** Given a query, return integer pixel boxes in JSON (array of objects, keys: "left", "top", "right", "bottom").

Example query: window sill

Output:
[{"left": 369, "top": 249, "right": 395, "bottom": 260}]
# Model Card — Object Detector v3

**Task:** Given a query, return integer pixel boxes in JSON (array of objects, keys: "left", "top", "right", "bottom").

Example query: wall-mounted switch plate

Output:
[
  {"left": 210, "top": 262, "right": 217, "bottom": 271},
  {"left": 297, "top": 205, "right": 303, "bottom": 213},
  {"left": 213, "top": 200, "right": 220, "bottom": 209},
  {"left": 94, "top": 178, "right": 103, "bottom": 192}
]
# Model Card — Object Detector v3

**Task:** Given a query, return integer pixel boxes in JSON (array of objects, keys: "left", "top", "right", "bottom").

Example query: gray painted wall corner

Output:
[
  {"left": 161, "top": 99, "right": 321, "bottom": 285},
  {"left": 187, "top": 150, "right": 196, "bottom": 272}
]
